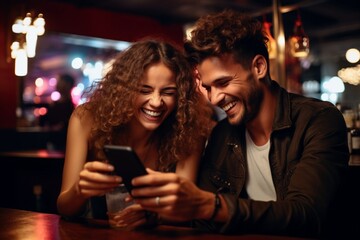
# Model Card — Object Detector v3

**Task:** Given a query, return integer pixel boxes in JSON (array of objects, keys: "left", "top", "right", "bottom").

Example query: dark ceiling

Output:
[
  {"left": 10, "top": 0, "right": 360, "bottom": 79},
  {"left": 55, "top": 0, "right": 360, "bottom": 45}
]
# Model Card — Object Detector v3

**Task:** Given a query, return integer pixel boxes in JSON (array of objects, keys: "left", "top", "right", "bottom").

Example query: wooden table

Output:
[{"left": 0, "top": 208, "right": 313, "bottom": 240}]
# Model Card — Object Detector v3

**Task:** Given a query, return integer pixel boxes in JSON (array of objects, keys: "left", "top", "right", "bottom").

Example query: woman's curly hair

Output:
[
  {"left": 184, "top": 9, "right": 270, "bottom": 72},
  {"left": 78, "top": 39, "right": 214, "bottom": 172}
]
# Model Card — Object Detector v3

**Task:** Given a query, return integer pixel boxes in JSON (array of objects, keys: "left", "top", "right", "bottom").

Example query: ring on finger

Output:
[{"left": 155, "top": 196, "right": 160, "bottom": 206}]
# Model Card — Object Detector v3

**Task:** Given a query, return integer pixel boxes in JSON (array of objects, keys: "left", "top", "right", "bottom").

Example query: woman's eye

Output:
[
  {"left": 203, "top": 86, "right": 211, "bottom": 92},
  {"left": 140, "top": 89, "right": 151, "bottom": 94},
  {"left": 162, "top": 91, "right": 176, "bottom": 96}
]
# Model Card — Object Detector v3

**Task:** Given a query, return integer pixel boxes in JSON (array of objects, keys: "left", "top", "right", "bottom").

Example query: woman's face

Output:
[{"left": 131, "top": 62, "right": 177, "bottom": 131}]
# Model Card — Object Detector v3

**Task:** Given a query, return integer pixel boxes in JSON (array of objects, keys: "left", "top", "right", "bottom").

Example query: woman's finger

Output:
[{"left": 84, "top": 161, "right": 114, "bottom": 172}]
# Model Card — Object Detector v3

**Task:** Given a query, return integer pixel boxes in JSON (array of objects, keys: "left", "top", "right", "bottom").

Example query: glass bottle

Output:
[
  {"left": 343, "top": 109, "right": 354, "bottom": 129},
  {"left": 351, "top": 128, "right": 360, "bottom": 155},
  {"left": 355, "top": 103, "right": 360, "bottom": 129}
]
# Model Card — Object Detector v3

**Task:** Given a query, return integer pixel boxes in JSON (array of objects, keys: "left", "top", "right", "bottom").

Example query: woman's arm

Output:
[{"left": 56, "top": 109, "right": 120, "bottom": 217}]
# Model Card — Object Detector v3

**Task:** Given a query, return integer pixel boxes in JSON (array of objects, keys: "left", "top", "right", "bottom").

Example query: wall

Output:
[{"left": 0, "top": 1, "right": 184, "bottom": 129}]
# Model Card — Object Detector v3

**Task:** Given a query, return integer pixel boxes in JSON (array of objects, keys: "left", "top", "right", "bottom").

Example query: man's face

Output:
[{"left": 197, "top": 54, "right": 263, "bottom": 125}]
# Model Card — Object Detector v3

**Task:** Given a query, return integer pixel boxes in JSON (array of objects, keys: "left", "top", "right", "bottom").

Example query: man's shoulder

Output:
[{"left": 289, "top": 93, "right": 336, "bottom": 112}]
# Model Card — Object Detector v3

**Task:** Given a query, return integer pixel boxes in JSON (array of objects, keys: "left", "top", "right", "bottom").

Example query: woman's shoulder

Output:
[{"left": 71, "top": 104, "right": 94, "bottom": 127}]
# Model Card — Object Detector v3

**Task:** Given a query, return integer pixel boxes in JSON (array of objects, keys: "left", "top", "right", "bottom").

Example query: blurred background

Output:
[
  {"left": 0, "top": 0, "right": 359, "bottom": 215},
  {"left": 2, "top": 0, "right": 360, "bottom": 133}
]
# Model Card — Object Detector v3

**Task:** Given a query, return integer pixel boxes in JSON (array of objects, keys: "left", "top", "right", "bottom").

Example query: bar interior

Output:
[{"left": 0, "top": 0, "right": 359, "bottom": 239}]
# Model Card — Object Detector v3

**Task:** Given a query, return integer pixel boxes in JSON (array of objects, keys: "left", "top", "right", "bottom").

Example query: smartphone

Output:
[{"left": 103, "top": 145, "right": 148, "bottom": 192}]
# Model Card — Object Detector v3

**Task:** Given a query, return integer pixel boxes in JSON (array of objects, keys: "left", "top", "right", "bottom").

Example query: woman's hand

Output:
[
  {"left": 77, "top": 161, "right": 122, "bottom": 198},
  {"left": 108, "top": 204, "right": 157, "bottom": 230}
]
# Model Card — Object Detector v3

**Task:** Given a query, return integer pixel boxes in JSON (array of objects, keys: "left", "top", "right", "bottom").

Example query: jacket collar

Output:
[{"left": 271, "top": 80, "right": 292, "bottom": 132}]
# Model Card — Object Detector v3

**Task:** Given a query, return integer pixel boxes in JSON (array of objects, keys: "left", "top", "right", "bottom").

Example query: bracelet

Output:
[{"left": 209, "top": 192, "right": 221, "bottom": 221}]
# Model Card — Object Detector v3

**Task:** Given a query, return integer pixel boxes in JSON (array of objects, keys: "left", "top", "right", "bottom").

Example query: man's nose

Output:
[{"left": 209, "top": 87, "right": 223, "bottom": 106}]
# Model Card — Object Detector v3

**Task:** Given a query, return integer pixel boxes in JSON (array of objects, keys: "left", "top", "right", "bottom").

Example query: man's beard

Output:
[{"left": 239, "top": 74, "right": 264, "bottom": 125}]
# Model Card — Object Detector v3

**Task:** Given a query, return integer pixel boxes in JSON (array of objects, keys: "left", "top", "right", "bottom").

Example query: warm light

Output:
[
  {"left": 26, "top": 25, "right": 38, "bottom": 58},
  {"left": 10, "top": 12, "right": 45, "bottom": 76},
  {"left": 345, "top": 48, "right": 360, "bottom": 63},
  {"left": 35, "top": 77, "right": 44, "bottom": 87},
  {"left": 289, "top": 13, "right": 309, "bottom": 58},
  {"left": 338, "top": 64, "right": 360, "bottom": 85},
  {"left": 263, "top": 20, "right": 276, "bottom": 59},
  {"left": 10, "top": 41, "right": 20, "bottom": 59},
  {"left": 12, "top": 18, "right": 24, "bottom": 33},
  {"left": 23, "top": 13, "right": 32, "bottom": 27},
  {"left": 35, "top": 87, "right": 45, "bottom": 96},
  {"left": 15, "top": 48, "right": 28, "bottom": 76},
  {"left": 33, "top": 14, "right": 45, "bottom": 36},
  {"left": 184, "top": 23, "right": 195, "bottom": 40},
  {"left": 51, "top": 91, "right": 61, "bottom": 101},
  {"left": 38, "top": 107, "right": 47, "bottom": 116}
]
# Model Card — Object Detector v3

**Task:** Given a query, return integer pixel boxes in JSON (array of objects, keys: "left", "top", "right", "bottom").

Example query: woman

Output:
[{"left": 56, "top": 39, "right": 214, "bottom": 228}]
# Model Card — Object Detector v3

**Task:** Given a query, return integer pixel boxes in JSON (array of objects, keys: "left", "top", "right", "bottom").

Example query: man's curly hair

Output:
[
  {"left": 184, "top": 10, "right": 270, "bottom": 72},
  {"left": 77, "top": 39, "right": 213, "bottom": 172}
]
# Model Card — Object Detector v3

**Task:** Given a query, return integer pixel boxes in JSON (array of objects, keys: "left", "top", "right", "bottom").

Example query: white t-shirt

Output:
[{"left": 245, "top": 130, "right": 276, "bottom": 201}]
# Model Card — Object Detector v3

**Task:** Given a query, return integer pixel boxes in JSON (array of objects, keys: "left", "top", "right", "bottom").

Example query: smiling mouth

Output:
[
  {"left": 142, "top": 108, "right": 162, "bottom": 117},
  {"left": 221, "top": 101, "right": 238, "bottom": 112}
]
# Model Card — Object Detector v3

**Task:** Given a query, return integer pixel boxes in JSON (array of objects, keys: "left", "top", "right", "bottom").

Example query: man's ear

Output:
[{"left": 252, "top": 55, "right": 267, "bottom": 78}]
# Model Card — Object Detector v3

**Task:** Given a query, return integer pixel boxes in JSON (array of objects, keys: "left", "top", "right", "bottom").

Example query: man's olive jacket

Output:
[{"left": 195, "top": 81, "right": 349, "bottom": 237}]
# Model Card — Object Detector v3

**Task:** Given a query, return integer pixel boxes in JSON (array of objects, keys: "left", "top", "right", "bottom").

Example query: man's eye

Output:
[{"left": 218, "top": 80, "right": 229, "bottom": 87}]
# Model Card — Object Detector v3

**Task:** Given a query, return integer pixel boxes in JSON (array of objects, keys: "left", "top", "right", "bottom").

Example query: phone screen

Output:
[{"left": 103, "top": 145, "right": 148, "bottom": 192}]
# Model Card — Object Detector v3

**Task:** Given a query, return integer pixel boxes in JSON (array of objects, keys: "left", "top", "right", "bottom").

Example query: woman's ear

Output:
[{"left": 252, "top": 55, "right": 267, "bottom": 79}]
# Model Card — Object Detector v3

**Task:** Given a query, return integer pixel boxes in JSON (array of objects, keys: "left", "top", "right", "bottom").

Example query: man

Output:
[{"left": 131, "top": 10, "right": 349, "bottom": 238}]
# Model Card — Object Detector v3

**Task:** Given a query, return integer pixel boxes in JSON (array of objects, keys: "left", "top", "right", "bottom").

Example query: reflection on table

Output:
[{"left": 0, "top": 208, "right": 314, "bottom": 240}]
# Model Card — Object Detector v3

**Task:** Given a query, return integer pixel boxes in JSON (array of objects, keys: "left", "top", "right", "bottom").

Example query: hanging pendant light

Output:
[
  {"left": 10, "top": 12, "right": 45, "bottom": 76},
  {"left": 262, "top": 17, "right": 277, "bottom": 59},
  {"left": 289, "top": 11, "right": 309, "bottom": 58},
  {"left": 15, "top": 48, "right": 28, "bottom": 77}
]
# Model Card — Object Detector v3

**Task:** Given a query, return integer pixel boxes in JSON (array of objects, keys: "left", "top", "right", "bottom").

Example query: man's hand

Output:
[{"left": 131, "top": 169, "right": 214, "bottom": 222}]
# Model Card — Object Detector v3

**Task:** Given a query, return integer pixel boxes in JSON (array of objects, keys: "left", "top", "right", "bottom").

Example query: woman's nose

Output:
[{"left": 149, "top": 93, "right": 163, "bottom": 107}]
